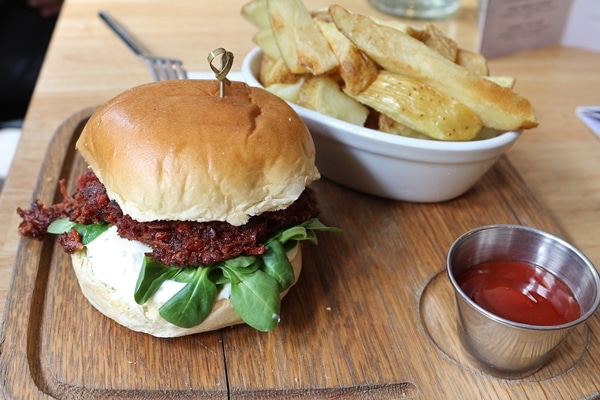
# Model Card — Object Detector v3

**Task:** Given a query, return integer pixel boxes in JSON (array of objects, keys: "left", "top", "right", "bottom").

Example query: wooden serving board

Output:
[{"left": 1, "top": 108, "right": 599, "bottom": 399}]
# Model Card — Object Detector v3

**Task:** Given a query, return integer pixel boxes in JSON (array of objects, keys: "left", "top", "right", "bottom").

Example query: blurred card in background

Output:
[
  {"left": 478, "top": 0, "right": 600, "bottom": 58},
  {"left": 562, "top": 0, "right": 600, "bottom": 52},
  {"left": 576, "top": 107, "right": 600, "bottom": 139}
]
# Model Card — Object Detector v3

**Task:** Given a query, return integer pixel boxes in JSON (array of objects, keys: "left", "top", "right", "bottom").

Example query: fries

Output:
[
  {"left": 298, "top": 75, "right": 370, "bottom": 126},
  {"left": 455, "top": 48, "right": 489, "bottom": 75},
  {"left": 259, "top": 53, "right": 303, "bottom": 87},
  {"left": 241, "top": 1, "right": 538, "bottom": 141},
  {"left": 423, "top": 23, "right": 458, "bottom": 62},
  {"left": 329, "top": 5, "right": 538, "bottom": 131},
  {"left": 252, "top": 29, "right": 281, "bottom": 60},
  {"left": 242, "top": 0, "right": 271, "bottom": 30},
  {"left": 483, "top": 75, "right": 516, "bottom": 89},
  {"left": 378, "top": 114, "right": 433, "bottom": 140},
  {"left": 349, "top": 71, "right": 482, "bottom": 140},
  {"left": 267, "top": 0, "right": 339, "bottom": 75},
  {"left": 314, "top": 18, "right": 379, "bottom": 95}
]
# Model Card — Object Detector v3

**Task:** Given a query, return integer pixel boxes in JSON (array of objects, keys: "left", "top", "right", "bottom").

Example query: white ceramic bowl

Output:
[{"left": 241, "top": 47, "right": 521, "bottom": 202}]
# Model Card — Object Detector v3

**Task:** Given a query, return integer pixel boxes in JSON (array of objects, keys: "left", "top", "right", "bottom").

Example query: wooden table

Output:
[{"left": 1, "top": 0, "right": 600, "bottom": 398}]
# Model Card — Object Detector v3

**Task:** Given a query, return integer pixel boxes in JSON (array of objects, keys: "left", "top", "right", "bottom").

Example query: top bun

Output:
[{"left": 76, "top": 80, "right": 320, "bottom": 226}]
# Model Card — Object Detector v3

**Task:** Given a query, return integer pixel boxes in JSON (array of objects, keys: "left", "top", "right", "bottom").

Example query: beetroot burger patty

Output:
[{"left": 18, "top": 171, "right": 320, "bottom": 266}]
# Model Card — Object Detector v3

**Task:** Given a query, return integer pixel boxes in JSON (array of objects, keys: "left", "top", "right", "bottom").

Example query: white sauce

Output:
[{"left": 85, "top": 226, "right": 231, "bottom": 305}]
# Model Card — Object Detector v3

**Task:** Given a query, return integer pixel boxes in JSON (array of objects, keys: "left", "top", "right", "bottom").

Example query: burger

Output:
[{"left": 17, "top": 79, "right": 336, "bottom": 337}]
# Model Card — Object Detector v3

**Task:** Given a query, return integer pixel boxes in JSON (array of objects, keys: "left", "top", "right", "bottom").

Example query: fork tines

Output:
[{"left": 143, "top": 56, "right": 188, "bottom": 81}]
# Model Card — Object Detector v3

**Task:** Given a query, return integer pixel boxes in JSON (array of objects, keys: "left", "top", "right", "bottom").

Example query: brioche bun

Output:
[
  {"left": 71, "top": 243, "right": 302, "bottom": 337},
  {"left": 76, "top": 79, "right": 320, "bottom": 226}
]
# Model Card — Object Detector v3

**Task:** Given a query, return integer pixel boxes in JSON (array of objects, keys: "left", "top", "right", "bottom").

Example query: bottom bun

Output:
[{"left": 71, "top": 243, "right": 302, "bottom": 337}]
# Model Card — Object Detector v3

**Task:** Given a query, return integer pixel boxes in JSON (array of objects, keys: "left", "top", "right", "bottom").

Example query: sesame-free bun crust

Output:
[
  {"left": 71, "top": 243, "right": 302, "bottom": 337},
  {"left": 76, "top": 80, "right": 320, "bottom": 225}
]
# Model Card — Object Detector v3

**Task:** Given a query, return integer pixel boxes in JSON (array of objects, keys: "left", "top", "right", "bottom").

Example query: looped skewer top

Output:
[{"left": 208, "top": 48, "right": 234, "bottom": 98}]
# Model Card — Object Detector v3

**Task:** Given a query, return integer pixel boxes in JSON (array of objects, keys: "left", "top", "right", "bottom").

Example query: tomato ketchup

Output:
[{"left": 456, "top": 260, "right": 581, "bottom": 326}]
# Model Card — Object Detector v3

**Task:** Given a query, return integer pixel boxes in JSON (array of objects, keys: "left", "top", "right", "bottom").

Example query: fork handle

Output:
[{"left": 99, "top": 10, "right": 148, "bottom": 57}]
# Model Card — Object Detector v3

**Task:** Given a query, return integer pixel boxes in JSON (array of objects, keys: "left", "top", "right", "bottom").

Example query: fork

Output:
[{"left": 98, "top": 10, "right": 188, "bottom": 81}]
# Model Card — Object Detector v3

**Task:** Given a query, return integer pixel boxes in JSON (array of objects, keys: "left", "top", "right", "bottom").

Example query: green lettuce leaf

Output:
[
  {"left": 134, "top": 259, "right": 181, "bottom": 304},
  {"left": 48, "top": 218, "right": 109, "bottom": 245},
  {"left": 262, "top": 240, "right": 295, "bottom": 292},
  {"left": 49, "top": 216, "right": 339, "bottom": 331},
  {"left": 228, "top": 269, "right": 281, "bottom": 332},
  {"left": 158, "top": 267, "right": 217, "bottom": 328}
]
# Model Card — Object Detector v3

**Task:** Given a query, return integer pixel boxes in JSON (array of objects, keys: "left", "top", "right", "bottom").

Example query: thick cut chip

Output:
[
  {"left": 242, "top": 0, "right": 270, "bottom": 29},
  {"left": 298, "top": 75, "right": 369, "bottom": 126},
  {"left": 330, "top": 5, "right": 538, "bottom": 131},
  {"left": 423, "top": 23, "right": 458, "bottom": 61},
  {"left": 378, "top": 114, "right": 433, "bottom": 140},
  {"left": 484, "top": 75, "right": 516, "bottom": 89},
  {"left": 267, "top": 0, "right": 338, "bottom": 75},
  {"left": 265, "top": 79, "right": 305, "bottom": 103},
  {"left": 314, "top": 18, "right": 379, "bottom": 95},
  {"left": 252, "top": 29, "right": 281, "bottom": 60},
  {"left": 259, "top": 53, "right": 304, "bottom": 86},
  {"left": 349, "top": 71, "right": 483, "bottom": 141},
  {"left": 455, "top": 48, "right": 489, "bottom": 75}
]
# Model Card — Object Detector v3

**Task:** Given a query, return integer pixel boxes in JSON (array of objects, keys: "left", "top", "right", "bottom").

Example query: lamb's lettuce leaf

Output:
[
  {"left": 136, "top": 218, "right": 339, "bottom": 331},
  {"left": 158, "top": 266, "right": 218, "bottom": 328},
  {"left": 48, "top": 218, "right": 109, "bottom": 245},
  {"left": 49, "top": 217, "right": 339, "bottom": 332}
]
